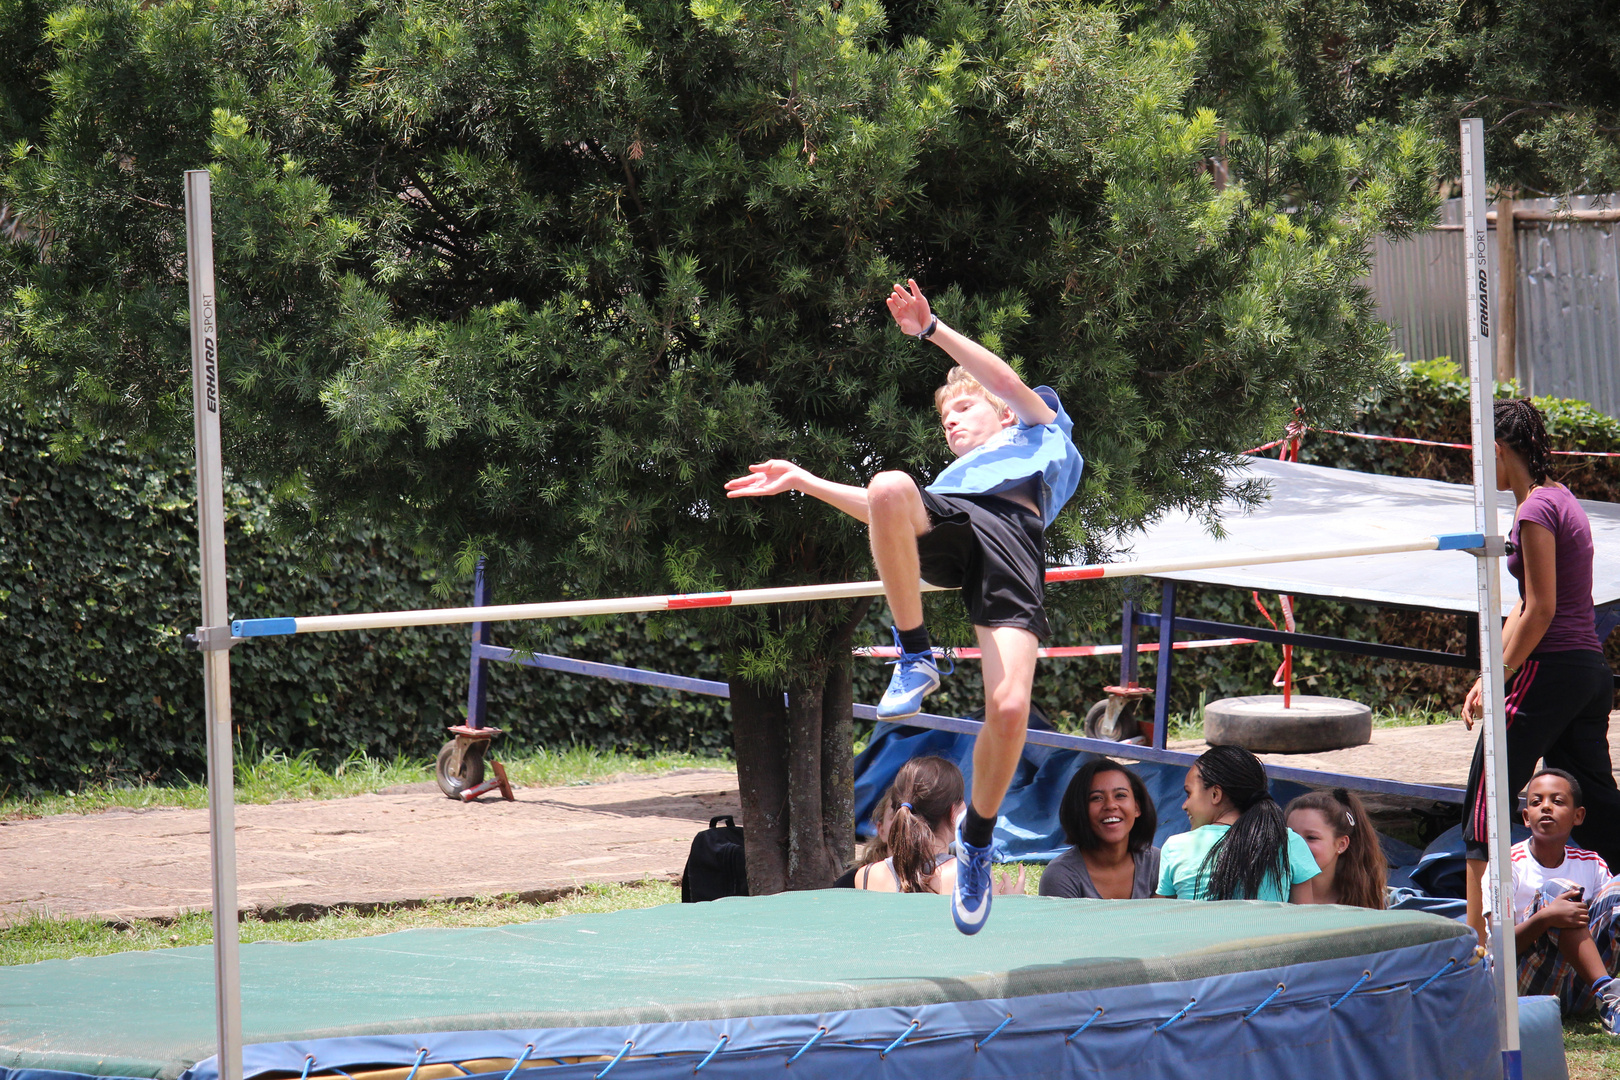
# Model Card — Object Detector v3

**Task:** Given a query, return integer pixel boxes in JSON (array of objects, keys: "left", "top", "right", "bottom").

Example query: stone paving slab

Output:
[{"left": 9, "top": 717, "right": 1620, "bottom": 926}]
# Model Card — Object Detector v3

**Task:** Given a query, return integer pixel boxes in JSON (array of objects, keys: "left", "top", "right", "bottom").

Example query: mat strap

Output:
[
  {"left": 1065, "top": 1008, "right": 1104, "bottom": 1043},
  {"left": 879, "top": 1019, "right": 921, "bottom": 1058},
  {"left": 1154, "top": 998, "right": 1197, "bottom": 1032},
  {"left": 692, "top": 1035, "right": 727, "bottom": 1073},
  {"left": 1244, "top": 983, "right": 1286, "bottom": 1020},
  {"left": 786, "top": 1027, "right": 826, "bottom": 1066},
  {"left": 1330, "top": 971, "right": 1372, "bottom": 1010}
]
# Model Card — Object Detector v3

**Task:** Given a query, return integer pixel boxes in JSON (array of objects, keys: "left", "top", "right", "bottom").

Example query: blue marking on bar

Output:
[
  {"left": 1434, "top": 532, "right": 1486, "bottom": 550},
  {"left": 232, "top": 617, "right": 297, "bottom": 637}
]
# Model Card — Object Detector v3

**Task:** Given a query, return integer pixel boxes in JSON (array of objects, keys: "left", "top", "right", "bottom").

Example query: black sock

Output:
[
  {"left": 896, "top": 624, "right": 931, "bottom": 656},
  {"left": 963, "top": 805, "right": 996, "bottom": 848}
]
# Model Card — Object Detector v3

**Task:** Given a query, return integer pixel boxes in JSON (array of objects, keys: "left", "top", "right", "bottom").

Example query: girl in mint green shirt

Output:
[{"left": 1156, "top": 746, "right": 1320, "bottom": 902}]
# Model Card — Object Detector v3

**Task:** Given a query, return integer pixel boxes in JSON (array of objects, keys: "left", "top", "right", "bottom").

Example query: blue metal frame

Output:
[
  {"left": 465, "top": 562, "right": 493, "bottom": 731},
  {"left": 1132, "top": 582, "right": 1490, "bottom": 754},
  {"left": 468, "top": 643, "right": 1463, "bottom": 803},
  {"left": 461, "top": 562, "right": 1463, "bottom": 804}
]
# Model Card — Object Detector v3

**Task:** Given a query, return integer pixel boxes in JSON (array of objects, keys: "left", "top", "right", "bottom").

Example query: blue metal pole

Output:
[
  {"left": 1152, "top": 580, "right": 1176, "bottom": 748},
  {"left": 1120, "top": 598, "right": 1138, "bottom": 687},
  {"left": 466, "top": 559, "right": 490, "bottom": 730}
]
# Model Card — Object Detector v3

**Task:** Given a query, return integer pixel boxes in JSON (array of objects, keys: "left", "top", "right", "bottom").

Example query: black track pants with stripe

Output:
[{"left": 1462, "top": 649, "right": 1620, "bottom": 867}]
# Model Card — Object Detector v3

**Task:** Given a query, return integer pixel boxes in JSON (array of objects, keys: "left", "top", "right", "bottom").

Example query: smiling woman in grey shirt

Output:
[{"left": 1039, "top": 760, "right": 1161, "bottom": 900}]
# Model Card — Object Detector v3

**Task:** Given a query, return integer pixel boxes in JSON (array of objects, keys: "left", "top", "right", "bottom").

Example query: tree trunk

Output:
[
  {"left": 728, "top": 601, "right": 867, "bottom": 894},
  {"left": 729, "top": 679, "right": 788, "bottom": 895},
  {"left": 820, "top": 626, "right": 857, "bottom": 874},
  {"left": 785, "top": 677, "right": 835, "bottom": 888}
]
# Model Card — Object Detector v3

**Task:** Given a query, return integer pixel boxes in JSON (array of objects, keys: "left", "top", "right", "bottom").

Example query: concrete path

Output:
[
  {"left": 8, "top": 718, "right": 1620, "bottom": 925},
  {"left": 0, "top": 769, "right": 740, "bottom": 924}
]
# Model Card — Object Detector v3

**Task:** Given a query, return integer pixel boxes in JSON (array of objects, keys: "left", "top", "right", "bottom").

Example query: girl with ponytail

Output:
[
  {"left": 856, "top": 755, "right": 967, "bottom": 894},
  {"left": 1286, "top": 789, "right": 1387, "bottom": 909},
  {"left": 856, "top": 755, "right": 1026, "bottom": 895},
  {"left": 1155, "top": 746, "right": 1321, "bottom": 902},
  {"left": 1460, "top": 399, "right": 1620, "bottom": 943}
]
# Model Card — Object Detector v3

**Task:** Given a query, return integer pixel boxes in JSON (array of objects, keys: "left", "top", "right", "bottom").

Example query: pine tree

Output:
[{"left": 1, "top": 0, "right": 1435, "bottom": 891}]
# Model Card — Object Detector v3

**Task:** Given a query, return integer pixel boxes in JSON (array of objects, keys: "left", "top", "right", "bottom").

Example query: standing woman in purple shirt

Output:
[{"left": 1461, "top": 399, "right": 1620, "bottom": 944}]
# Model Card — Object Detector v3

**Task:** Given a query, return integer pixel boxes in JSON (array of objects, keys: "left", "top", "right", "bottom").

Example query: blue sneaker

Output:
[
  {"left": 876, "top": 629, "right": 942, "bottom": 720},
  {"left": 951, "top": 820, "right": 993, "bottom": 935},
  {"left": 1598, "top": 979, "right": 1620, "bottom": 1036}
]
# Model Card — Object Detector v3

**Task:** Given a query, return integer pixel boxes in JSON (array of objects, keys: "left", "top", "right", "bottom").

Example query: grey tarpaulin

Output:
[{"left": 1122, "top": 456, "right": 1620, "bottom": 614}]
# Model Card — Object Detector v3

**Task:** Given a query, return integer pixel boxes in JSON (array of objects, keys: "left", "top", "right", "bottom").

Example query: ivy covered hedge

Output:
[
  {"left": 1, "top": 404, "right": 730, "bottom": 794},
  {"left": 7, "top": 361, "right": 1619, "bottom": 793}
]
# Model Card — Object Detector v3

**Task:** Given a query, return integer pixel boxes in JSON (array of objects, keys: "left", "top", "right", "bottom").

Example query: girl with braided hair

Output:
[
  {"left": 1155, "top": 745, "right": 1320, "bottom": 902},
  {"left": 1461, "top": 398, "right": 1620, "bottom": 944}
]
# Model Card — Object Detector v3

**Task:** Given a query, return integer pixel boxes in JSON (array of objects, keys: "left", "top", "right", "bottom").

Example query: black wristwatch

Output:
[{"left": 916, "top": 315, "right": 939, "bottom": 341}]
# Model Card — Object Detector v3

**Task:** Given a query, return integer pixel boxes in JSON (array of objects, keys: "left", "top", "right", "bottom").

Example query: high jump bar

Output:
[{"left": 232, "top": 532, "right": 1484, "bottom": 639}]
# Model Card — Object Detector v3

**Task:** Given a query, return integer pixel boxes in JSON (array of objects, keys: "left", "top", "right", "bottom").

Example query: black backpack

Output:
[{"left": 680, "top": 815, "right": 749, "bottom": 902}]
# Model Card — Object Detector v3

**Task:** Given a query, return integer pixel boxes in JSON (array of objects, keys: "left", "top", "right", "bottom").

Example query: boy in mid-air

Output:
[
  {"left": 726, "top": 280, "right": 1082, "bottom": 934},
  {"left": 1484, "top": 768, "right": 1620, "bottom": 1033}
]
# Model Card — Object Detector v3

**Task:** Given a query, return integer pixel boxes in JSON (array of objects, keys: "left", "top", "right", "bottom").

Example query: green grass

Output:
[
  {"left": 0, "top": 881, "right": 681, "bottom": 967},
  {"left": 1371, "top": 704, "right": 1458, "bottom": 728},
  {"left": 1562, "top": 1015, "right": 1620, "bottom": 1079},
  {"left": 0, "top": 745, "right": 733, "bottom": 821}
]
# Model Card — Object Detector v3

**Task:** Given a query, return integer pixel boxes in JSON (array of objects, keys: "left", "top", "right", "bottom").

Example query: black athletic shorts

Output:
[
  {"left": 916, "top": 489, "right": 1048, "bottom": 640},
  {"left": 1461, "top": 649, "right": 1620, "bottom": 866}
]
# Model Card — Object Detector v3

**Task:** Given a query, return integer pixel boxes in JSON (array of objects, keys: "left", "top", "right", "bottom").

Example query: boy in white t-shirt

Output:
[{"left": 1484, "top": 768, "right": 1620, "bottom": 1032}]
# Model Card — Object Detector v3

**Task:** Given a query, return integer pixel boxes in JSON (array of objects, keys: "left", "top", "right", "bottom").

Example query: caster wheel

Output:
[
  {"left": 435, "top": 738, "right": 487, "bottom": 799},
  {"left": 1084, "top": 698, "right": 1141, "bottom": 742}
]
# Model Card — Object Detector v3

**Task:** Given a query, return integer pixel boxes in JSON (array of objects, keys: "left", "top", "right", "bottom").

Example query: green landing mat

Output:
[{"left": 0, "top": 891, "right": 1473, "bottom": 1079}]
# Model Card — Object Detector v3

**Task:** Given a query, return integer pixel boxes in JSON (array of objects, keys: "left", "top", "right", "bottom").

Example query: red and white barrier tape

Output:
[
  {"left": 855, "top": 637, "right": 1255, "bottom": 660},
  {"left": 1243, "top": 427, "right": 1620, "bottom": 458}
]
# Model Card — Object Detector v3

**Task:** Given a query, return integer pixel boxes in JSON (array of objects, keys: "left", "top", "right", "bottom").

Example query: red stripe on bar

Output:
[
  {"left": 667, "top": 593, "right": 734, "bottom": 610},
  {"left": 1045, "top": 566, "right": 1107, "bottom": 582}
]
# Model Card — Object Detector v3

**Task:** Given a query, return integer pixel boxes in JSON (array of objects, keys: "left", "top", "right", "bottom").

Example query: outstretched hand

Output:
[
  {"left": 725, "top": 460, "right": 807, "bottom": 499},
  {"left": 886, "top": 279, "right": 933, "bottom": 336}
]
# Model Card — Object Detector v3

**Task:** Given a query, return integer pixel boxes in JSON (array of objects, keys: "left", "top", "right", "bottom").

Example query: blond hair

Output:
[{"left": 933, "top": 367, "right": 1007, "bottom": 416}]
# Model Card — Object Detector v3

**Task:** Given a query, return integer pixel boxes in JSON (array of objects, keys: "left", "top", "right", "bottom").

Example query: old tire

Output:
[
  {"left": 1202, "top": 695, "right": 1372, "bottom": 754},
  {"left": 434, "top": 738, "right": 487, "bottom": 799}
]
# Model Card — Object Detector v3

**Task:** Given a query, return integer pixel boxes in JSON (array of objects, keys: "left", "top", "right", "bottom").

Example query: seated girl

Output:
[
  {"left": 855, "top": 755, "right": 966, "bottom": 893},
  {"left": 1285, "top": 788, "right": 1387, "bottom": 909},
  {"left": 856, "top": 755, "right": 1024, "bottom": 895},
  {"left": 1040, "top": 759, "right": 1161, "bottom": 899},
  {"left": 1156, "top": 745, "right": 1320, "bottom": 902}
]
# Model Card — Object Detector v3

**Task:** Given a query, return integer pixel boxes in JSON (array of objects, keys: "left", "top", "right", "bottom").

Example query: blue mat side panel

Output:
[{"left": 177, "top": 936, "right": 1495, "bottom": 1080}]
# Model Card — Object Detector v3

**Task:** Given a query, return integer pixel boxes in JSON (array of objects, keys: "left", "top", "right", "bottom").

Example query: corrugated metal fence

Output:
[{"left": 1366, "top": 196, "right": 1620, "bottom": 416}]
